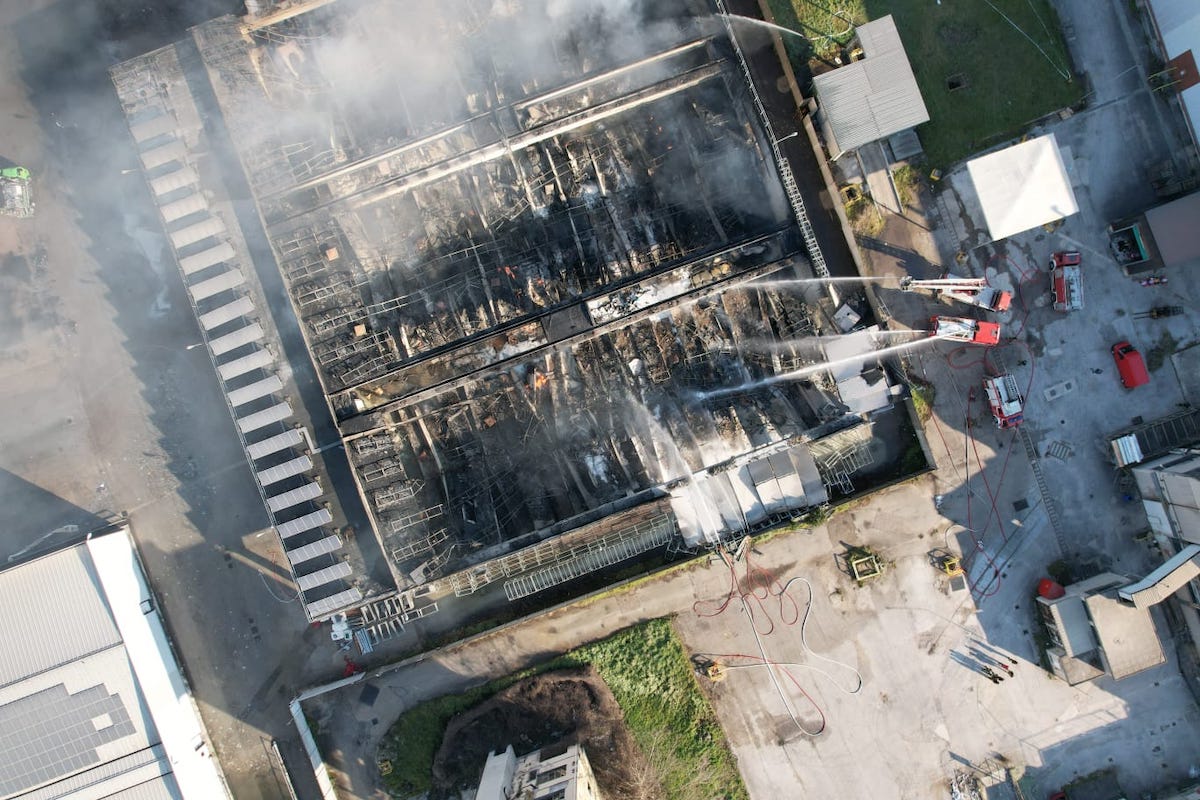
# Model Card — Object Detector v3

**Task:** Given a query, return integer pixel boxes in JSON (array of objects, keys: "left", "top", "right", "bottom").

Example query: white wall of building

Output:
[{"left": 1147, "top": 0, "right": 1200, "bottom": 145}]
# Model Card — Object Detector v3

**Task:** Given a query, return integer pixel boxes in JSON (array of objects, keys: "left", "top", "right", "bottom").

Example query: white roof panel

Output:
[
  {"left": 149, "top": 167, "right": 198, "bottom": 198},
  {"left": 86, "top": 530, "right": 230, "bottom": 799},
  {"left": 257, "top": 454, "right": 314, "bottom": 487},
  {"left": 187, "top": 268, "right": 244, "bottom": 303},
  {"left": 139, "top": 140, "right": 186, "bottom": 171},
  {"left": 217, "top": 348, "right": 274, "bottom": 382},
  {"left": 246, "top": 427, "right": 305, "bottom": 460},
  {"left": 178, "top": 242, "right": 235, "bottom": 276},
  {"left": 286, "top": 535, "right": 343, "bottom": 566},
  {"left": 159, "top": 193, "right": 208, "bottom": 224},
  {"left": 130, "top": 114, "right": 176, "bottom": 144},
  {"left": 170, "top": 217, "right": 225, "bottom": 250},
  {"left": 237, "top": 400, "right": 293, "bottom": 434},
  {"left": 209, "top": 323, "right": 265, "bottom": 356},
  {"left": 276, "top": 508, "right": 333, "bottom": 540},
  {"left": 0, "top": 547, "right": 121, "bottom": 689},
  {"left": 296, "top": 562, "right": 353, "bottom": 592},
  {"left": 198, "top": 297, "right": 254, "bottom": 331},
  {"left": 267, "top": 481, "right": 322, "bottom": 513},
  {"left": 966, "top": 134, "right": 1079, "bottom": 240},
  {"left": 304, "top": 588, "right": 363, "bottom": 619},
  {"left": 226, "top": 375, "right": 283, "bottom": 408}
]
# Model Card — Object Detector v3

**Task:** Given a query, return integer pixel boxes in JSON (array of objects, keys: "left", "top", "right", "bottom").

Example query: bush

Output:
[
  {"left": 892, "top": 164, "right": 920, "bottom": 209},
  {"left": 910, "top": 383, "right": 935, "bottom": 423}
]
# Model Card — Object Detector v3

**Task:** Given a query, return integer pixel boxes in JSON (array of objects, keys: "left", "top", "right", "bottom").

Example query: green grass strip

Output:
[{"left": 377, "top": 619, "right": 747, "bottom": 799}]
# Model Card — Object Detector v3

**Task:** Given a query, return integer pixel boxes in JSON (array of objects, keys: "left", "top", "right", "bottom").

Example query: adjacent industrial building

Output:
[
  {"left": 812, "top": 15, "right": 930, "bottom": 160},
  {"left": 1135, "top": 447, "right": 1200, "bottom": 546},
  {"left": 0, "top": 523, "right": 229, "bottom": 800},
  {"left": 1108, "top": 190, "right": 1200, "bottom": 274},
  {"left": 477, "top": 743, "right": 602, "bottom": 800},
  {"left": 1132, "top": 448, "right": 1200, "bottom": 651},
  {"left": 1039, "top": 442, "right": 1200, "bottom": 684},
  {"left": 1037, "top": 572, "right": 1166, "bottom": 685},
  {"left": 111, "top": 0, "right": 920, "bottom": 630},
  {"left": 1144, "top": 0, "right": 1200, "bottom": 150}
]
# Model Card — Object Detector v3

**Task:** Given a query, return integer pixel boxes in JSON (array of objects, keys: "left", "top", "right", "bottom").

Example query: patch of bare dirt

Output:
[{"left": 430, "top": 666, "right": 661, "bottom": 800}]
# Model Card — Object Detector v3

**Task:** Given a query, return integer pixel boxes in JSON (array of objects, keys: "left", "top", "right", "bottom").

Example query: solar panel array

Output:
[{"left": 0, "top": 683, "right": 136, "bottom": 796}]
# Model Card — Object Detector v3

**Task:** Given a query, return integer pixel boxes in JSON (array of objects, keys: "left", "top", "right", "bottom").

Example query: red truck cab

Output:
[
  {"left": 1049, "top": 251, "right": 1081, "bottom": 268},
  {"left": 1111, "top": 341, "right": 1149, "bottom": 388}
]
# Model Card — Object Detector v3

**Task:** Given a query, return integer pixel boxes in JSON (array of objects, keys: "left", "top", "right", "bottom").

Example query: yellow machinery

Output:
[
  {"left": 937, "top": 554, "right": 963, "bottom": 577},
  {"left": 930, "top": 548, "right": 967, "bottom": 592},
  {"left": 693, "top": 655, "right": 725, "bottom": 682},
  {"left": 847, "top": 546, "right": 884, "bottom": 585}
]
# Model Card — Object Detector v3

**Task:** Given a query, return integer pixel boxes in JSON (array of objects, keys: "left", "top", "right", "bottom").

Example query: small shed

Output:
[{"left": 812, "top": 15, "right": 930, "bottom": 159}]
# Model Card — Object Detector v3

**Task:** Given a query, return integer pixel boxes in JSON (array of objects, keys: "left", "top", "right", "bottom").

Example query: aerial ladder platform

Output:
[{"left": 901, "top": 275, "right": 1011, "bottom": 312}]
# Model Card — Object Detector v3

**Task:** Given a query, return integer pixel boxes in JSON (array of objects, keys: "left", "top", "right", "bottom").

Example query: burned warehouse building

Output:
[{"left": 110, "top": 0, "right": 917, "bottom": 628}]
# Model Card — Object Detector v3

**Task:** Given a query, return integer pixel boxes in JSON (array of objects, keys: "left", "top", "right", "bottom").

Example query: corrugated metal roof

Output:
[
  {"left": 812, "top": 15, "right": 930, "bottom": 155},
  {"left": 0, "top": 529, "right": 227, "bottom": 800},
  {"left": 0, "top": 547, "right": 121, "bottom": 690},
  {"left": 101, "top": 775, "right": 184, "bottom": 800}
]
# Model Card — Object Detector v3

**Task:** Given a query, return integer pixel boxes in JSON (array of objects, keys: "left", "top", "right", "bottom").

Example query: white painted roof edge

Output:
[{"left": 85, "top": 527, "right": 232, "bottom": 800}]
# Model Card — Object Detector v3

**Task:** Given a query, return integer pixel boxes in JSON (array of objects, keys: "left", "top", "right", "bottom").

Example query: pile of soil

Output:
[{"left": 430, "top": 666, "right": 659, "bottom": 799}]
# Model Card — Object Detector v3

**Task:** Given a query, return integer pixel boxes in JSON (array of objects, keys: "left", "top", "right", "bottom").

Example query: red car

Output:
[{"left": 1111, "top": 341, "right": 1149, "bottom": 388}]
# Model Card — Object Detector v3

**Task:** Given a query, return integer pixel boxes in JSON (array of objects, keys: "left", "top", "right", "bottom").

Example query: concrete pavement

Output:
[
  {"left": 0, "top": 3, "right": 354, "bottom": 798},
  {"left": 304, "top": 478, "right": 1200, "bottom": 799},
  {"left": 861, "top": 140, "right": 903, "bottom": 215}
]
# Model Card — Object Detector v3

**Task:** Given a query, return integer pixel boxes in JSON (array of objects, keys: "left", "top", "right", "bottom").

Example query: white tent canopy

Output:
[{"left": 966, "top": 134, "right": 1079, "bottom": 241}]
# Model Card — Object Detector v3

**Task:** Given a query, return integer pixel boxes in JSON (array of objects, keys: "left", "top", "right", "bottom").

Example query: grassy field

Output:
[
  {"left": 376, "top": 619, "right": 747, "bottom": 799},
  {"left": 766, "top": 0, "right": 866, "bottom": 63},
  {"left": 766, "top": 0, "right": 1083, "bottom": 167}
]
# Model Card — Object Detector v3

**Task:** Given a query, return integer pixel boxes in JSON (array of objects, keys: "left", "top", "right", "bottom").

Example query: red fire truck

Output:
[
  {"left": 1049, "top": 251, "right": 1083, "bottom": 312},
  {"left": 983, "top": 374, "right": 1024, "bottom": 428}
]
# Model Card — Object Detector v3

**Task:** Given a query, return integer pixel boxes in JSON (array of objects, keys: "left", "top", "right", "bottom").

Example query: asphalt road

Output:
[{"left": 0, "top": 3, "right": 346, "bottom": 798}]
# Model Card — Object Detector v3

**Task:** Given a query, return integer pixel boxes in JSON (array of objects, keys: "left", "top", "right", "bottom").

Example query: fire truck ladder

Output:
[
  {"left": 901, "top": 276, "right": 988, "bottom": 293},
  {"left": 933, "top": 317, "right": 979, "bottom": 341}
]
